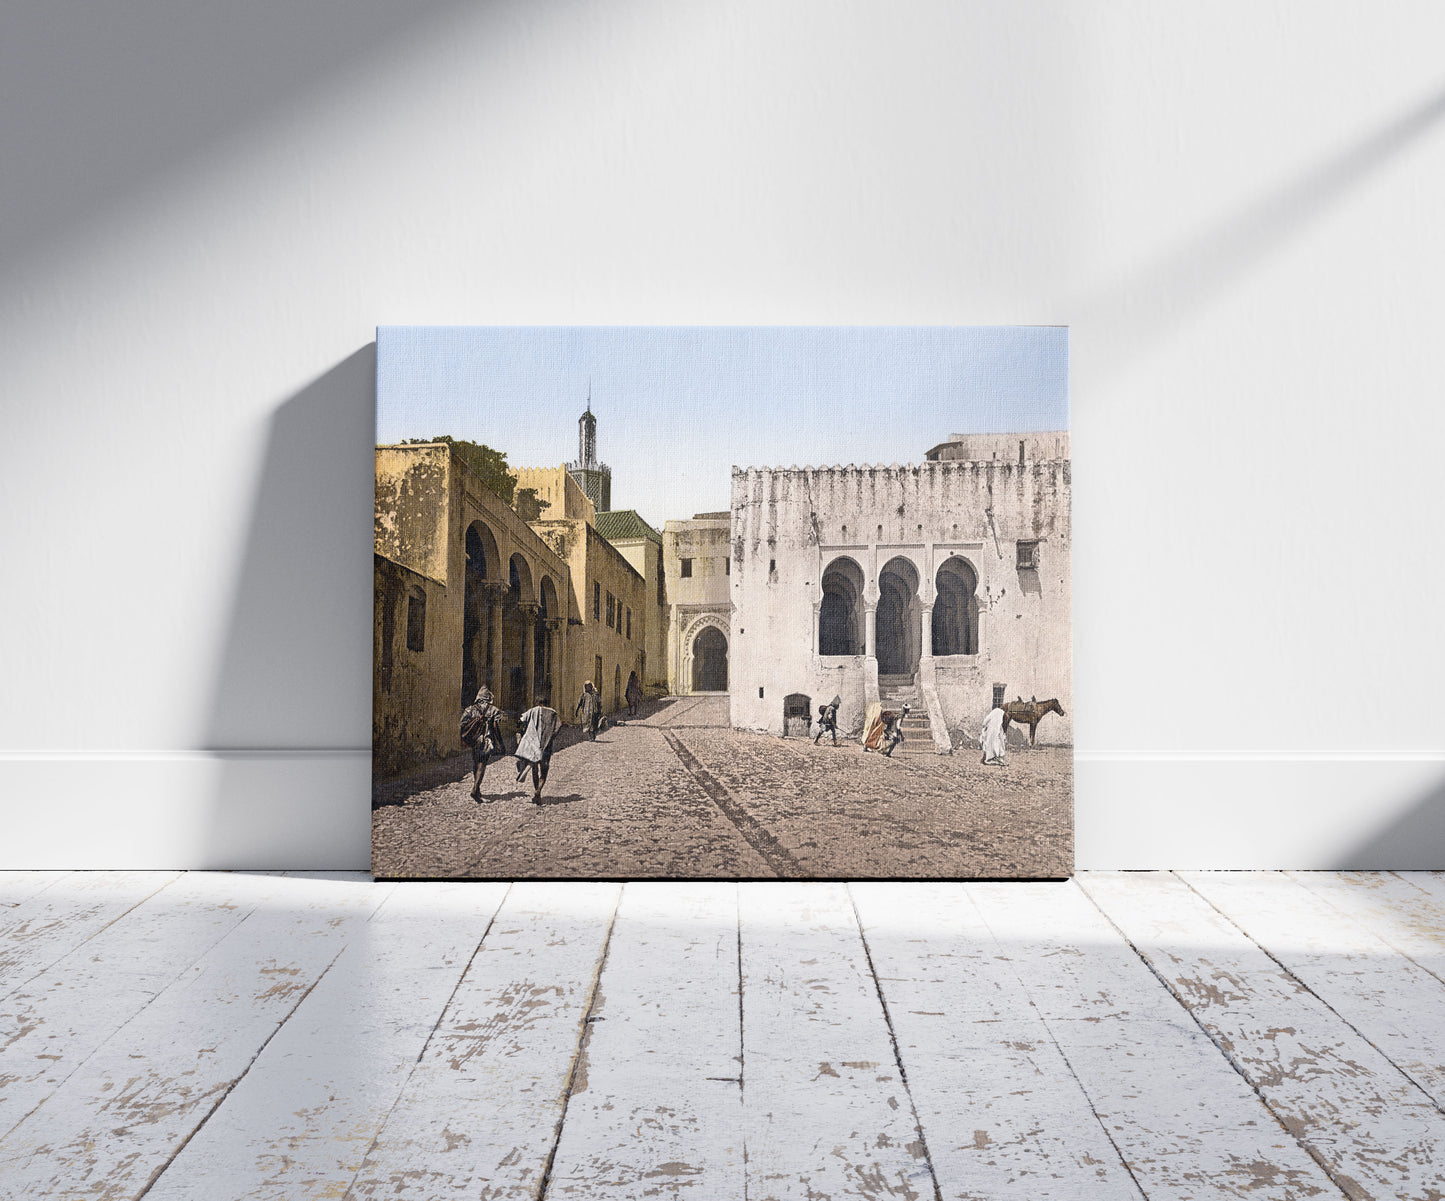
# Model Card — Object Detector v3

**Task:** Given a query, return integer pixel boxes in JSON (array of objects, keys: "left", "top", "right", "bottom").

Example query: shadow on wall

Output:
[
  {"left": 1077, "top": 82, "right": 1445, "bottom": 378},
  {"left": 1334, "top": 771, "right": 1445, "bottom": 871},
  {"left": 201, "top": 346, "right": 377, "bottom": 869},
  {"left": 0, "top": 0, "right": 478, "bottom": 278}
]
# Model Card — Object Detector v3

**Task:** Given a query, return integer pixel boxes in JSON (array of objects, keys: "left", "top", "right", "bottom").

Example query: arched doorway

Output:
[
  {"left": 461, "top": 521, "right": 499, "bottom": 705},
  {"left": 613, "top": 664, "right": 622, "bottom": 711},
  {"left": 537, "top": 576, "right": 558, "bottom": 705},
  {"left": 932, "top": 557, "right": 979, "bottom": 655},
  {"left": 877, "top": 557, "right": 921, "bottom": 676},
  {"left": 691, "top": 626, "right": 729, "bottom": 692},
  {"left": 501, "top": 554, "right": 535, "bottom": 710},
  {"left": 819, "top": 556, "right": 864, "bottom": 655}
]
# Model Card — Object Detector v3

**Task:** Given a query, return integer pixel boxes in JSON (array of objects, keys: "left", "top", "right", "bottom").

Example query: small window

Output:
[
  {"left": 593, "top": 581, "right": 601, "bottom": 620},
  {"left": 626, "top": 607, "right": 632, "bottom": 640},
  {"left": 405, "top": 587, "right": 426, "bottom": 652},
  {"left": 680, "top": 558, "right": 693, "bottom": 578},
  {"left": 769, "top": 559, "right": 776, "bottom": 575},
  {"left": 725, "top": 557, "right": 730, "bottom": 575},
  {"left": 1016, "top": 540, "right": 1039, "bottom": 570},
  {"left": 607, "top": 592, "right": 615, "bottom": 628}
]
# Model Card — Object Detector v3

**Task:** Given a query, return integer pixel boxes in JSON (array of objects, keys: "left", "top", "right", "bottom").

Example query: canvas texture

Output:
[{"left": 372, "top": 327, "right": 1072, "bottom": 878}]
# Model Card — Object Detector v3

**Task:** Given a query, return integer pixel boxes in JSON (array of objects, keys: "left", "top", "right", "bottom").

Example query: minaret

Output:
[
  {"left": 566, "top": 384, "right": 612, "bottom": 512},
  {"left": 578, "top": 397, "right": 597, "bottom": 469}
]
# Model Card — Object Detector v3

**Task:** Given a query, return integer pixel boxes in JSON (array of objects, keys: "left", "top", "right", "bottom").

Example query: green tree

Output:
[{"left": 405, "top": 436, "right": 549, "bottom": 519}]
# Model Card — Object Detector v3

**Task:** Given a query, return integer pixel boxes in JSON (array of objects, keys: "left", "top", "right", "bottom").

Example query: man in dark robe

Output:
[
  {"left": 575, "top": 681, "right": 602, "bottom": 740},
  {"left": 460, "top": 688, "right": 505, "bottom": 802},
  {"left": 514, "top": 704, "right": 561, "bottom": 802},
  {"left": 814, "top": 695, "right": 842, "bottom": 745},
  {"left": 625, "top": 671, "right": 644, "bottom": 718}
]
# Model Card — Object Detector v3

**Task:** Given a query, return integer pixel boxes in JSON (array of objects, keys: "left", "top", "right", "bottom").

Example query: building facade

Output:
[
  {"left": 594, "top": 509, "right": 668, "bottom": 695},
  {"left": 662, "top": 512, "right": 733, "bottom": 695},
  {"left": 516, "top": 466, "right": 649, "bottom": 717},
  {"left": 727, "top": 433, "right": 1072, "bottom": 748},
  {"left": 374, "top": 443, "right": 573, "bottom": 775}
]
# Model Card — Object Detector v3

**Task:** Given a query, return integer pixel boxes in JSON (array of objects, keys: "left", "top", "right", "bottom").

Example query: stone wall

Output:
[{"left": 728, "top": 450, "right": 1071, "bottom": 745}]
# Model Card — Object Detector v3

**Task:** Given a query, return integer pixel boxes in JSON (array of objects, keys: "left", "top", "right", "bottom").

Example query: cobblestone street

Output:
[{"left": 372, "top": 696, "right": 1072, "bottom": 878}]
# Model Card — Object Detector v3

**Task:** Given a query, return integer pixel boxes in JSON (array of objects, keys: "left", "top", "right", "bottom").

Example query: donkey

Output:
[{"left": 1002, "top": 697, "right": 1065, "bottom": 746}]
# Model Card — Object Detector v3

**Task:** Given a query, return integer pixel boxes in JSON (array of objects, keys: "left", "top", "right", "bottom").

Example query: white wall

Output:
[{"left": 3, "top": 0, "right": 1441, "bottom": 869}]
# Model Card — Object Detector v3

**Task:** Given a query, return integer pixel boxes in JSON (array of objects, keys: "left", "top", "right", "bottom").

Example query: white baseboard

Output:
[{"left": 0, "top": 752, "right": 1441, "bottom": 870}]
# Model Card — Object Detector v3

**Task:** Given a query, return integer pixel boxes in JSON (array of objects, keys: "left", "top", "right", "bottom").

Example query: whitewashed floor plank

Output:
[
  {"left": 344, "top": 881, "right": 621, "bottom": 1200},
  {"left": 1085, "top": 871, "right": 1445, "bottom": 1199},
  {"left": 740, "top": 882, "right": 938, "bottom": 1201},
  {"left": 143, "top": 881, "right": 510, "bottom": 1201},
  {"left": 1184, "top": 871, "right": 1445, "bottom": 1112},
  {"left": 851, "top": 882, "right": 1143, "bottom": 1200},
  {"left": 0, "top": 871, "right": 70, "bottom": 908},
  {"left": 0, "top": 873, "right": 390, "bottom": 1198},
  {"left": 543, "top": 882, "right": 745, "bottom": 1198},
  {"left": 1288, "top": 871, "right": 1445, "bottom": 979},
  {"left": 972, "top": 881, "right": 1340, "bottom": 1200},
  {"left": 0, "top": 872, "right": 293, "bottom": 1140},
  {"left": 0, "top": 871, "right": 182, "bottom": 1001}
]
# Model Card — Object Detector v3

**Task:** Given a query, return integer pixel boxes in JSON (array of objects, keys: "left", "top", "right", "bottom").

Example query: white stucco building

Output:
[{"left": 727, "top": 432, "right": 1072, "bottom": 750}]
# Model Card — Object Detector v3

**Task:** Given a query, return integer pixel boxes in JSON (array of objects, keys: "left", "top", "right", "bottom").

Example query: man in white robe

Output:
[{"left": 980, "top": 706, "right": 1007, "bottom": 766}]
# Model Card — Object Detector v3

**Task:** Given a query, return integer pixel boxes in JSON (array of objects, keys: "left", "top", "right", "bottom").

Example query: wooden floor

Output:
[{"left": 2, "top": 873, "right": 1444, "bottom": 1199}]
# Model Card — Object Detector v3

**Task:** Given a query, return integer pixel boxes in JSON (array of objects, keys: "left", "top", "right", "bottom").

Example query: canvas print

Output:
[{"left": 372, "top": 327, "right": 1072, "bottom": 878}]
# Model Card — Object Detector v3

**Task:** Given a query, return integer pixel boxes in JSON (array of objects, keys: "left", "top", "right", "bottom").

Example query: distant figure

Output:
[
  {"left": 864, "top": 705, "right": 910, "bottom": 757},
  {"left": 459, "top": 688, "right": 506, "bottom": 802},
  {"left": 514, "top": 704, "right": 561, "bottom": 802},
  {"left": 814, "top": 695, "right": 842, "bottom": 745},
  {"left": 980, "top": 705, "right": 1007, "bottom": 766},
  {"left": 575, "top": 681, "right": 602, "bottom": 740},
  {"left": 625, "top": 671, "right": 644, "bottom": 718}
]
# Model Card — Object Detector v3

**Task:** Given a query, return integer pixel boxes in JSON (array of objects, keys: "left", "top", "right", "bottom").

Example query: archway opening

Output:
[
  {"left": 932, "top": 557, "right": 979, "bottom": 655},
  {"left": 783, "top": 692, "right": 812, "bottom": 738},
  {"left": 691, "top": 626, "right": 729, "bottom": 692},
  {"left": 536, "top": 576, "right": 558, "bottom": 706},
  {"left": 461, "top": 521, "right": 498, "bottom": 705},
  {"left": 877, "top": 557, "right": 921, "bottom": 677},
  {"left": 819, "top": 556, "right": 864, "bottom": 655}
]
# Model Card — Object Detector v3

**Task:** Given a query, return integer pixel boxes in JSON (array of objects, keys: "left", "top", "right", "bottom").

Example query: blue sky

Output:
[{"left": 377, "top": 326, "right": 1068, "bottom": 530}]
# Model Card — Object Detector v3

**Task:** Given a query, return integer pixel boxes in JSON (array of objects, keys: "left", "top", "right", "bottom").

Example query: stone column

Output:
[
  {"left": 486, "top": 584, "right": 505, "bottom": 693},
  {"left": 546, "top": 617, "right": 564, "bottom": 707},
  {"left": 521, "top": 603, "right": 540, "bottom": 709},
  {"left": 920, "top": 601, "right": 935, "bottom": 664},
  {"left": 864, "top": 602, "right": 877, "bottom": 661}
]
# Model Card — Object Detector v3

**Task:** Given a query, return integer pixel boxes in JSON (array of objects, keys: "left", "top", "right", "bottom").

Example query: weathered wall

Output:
[
  {"left": 662, "top": 515, "right": 733, "bottom": 695},
  {"left": 530, "top": 517, "right": 648, "bottom": 716},
  {"left": 372, "top": 555, "right": 455, "bottom": 776},
  {"left": 729, "top": 455, "right": 1072, "bottom": 743},
  {"left": 374, "top": 445, "right": 452, "bottom": 584},
  {"left": 373, "top": 445, "right": 573, "bottom": 775},
  {"left": 609, "top": 536, "right": 668, "bottom": 693},
  {"left": 514, "top": 465, "right": 596, "bottom": 523}
]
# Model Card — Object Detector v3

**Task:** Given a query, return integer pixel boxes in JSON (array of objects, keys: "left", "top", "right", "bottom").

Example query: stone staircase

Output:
[{"left": 876, "top": 674, "right": 937, "bottom": 756}]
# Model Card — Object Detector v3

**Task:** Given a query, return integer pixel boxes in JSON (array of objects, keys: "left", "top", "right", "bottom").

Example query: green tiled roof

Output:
[{"left": 594, "top": 509, "right": 662, "bottom": 546}]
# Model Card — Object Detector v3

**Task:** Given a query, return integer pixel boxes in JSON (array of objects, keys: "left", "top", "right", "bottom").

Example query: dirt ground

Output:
[{"left": 372, "top": 696, "right": 1072, "bottom": 879}]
